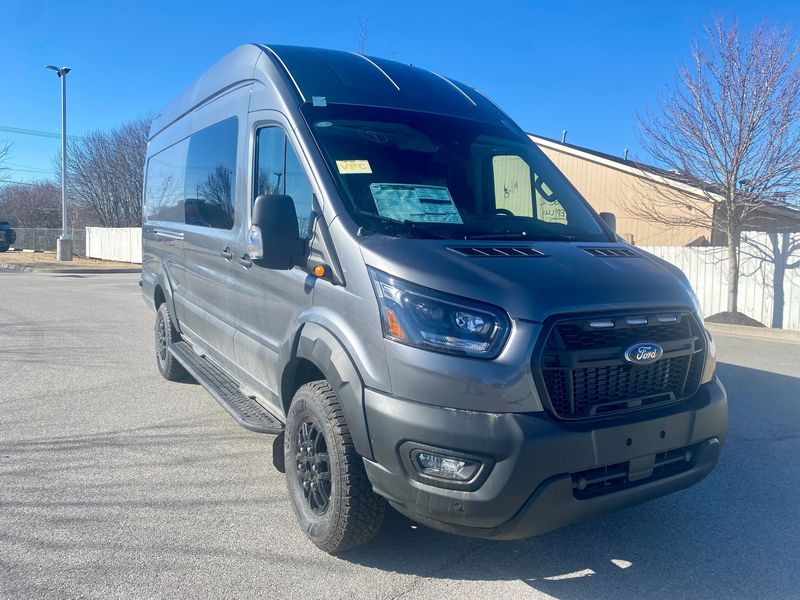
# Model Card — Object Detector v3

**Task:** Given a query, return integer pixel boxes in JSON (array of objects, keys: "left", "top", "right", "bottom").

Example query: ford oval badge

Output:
[{"left": 624, "top": 342, "right": 663, "bottom": 365}]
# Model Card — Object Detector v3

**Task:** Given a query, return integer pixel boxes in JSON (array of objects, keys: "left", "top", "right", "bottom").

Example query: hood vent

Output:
[
  {"left": 449, "top": 246, "right": 546, "bottom": 258},
  {"left": 582, "top": 247, "right": 639, "bottom": 258}
]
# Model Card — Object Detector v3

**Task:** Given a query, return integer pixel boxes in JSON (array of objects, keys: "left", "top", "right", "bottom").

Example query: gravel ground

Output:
[{"left": 1, "top": 271, "right": 798, "bottom": 600}]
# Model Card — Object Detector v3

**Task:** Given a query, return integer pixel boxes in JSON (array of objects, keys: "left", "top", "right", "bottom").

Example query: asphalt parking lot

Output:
[{"left": 1, "top": 271, "right": 799, "bottom": 600}]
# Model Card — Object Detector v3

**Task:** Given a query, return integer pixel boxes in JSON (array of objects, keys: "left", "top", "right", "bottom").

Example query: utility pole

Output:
[{"left": 46, "top": 65, "right": 72, "bottom": 261}]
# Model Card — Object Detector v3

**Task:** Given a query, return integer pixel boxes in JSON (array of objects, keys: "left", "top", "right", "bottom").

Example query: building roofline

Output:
[
  {"left": 529, "top": 133, "right": 715, "bottom": 200},
  {"left": 529, "top": 133, "right": 800, "bottom": 224}
]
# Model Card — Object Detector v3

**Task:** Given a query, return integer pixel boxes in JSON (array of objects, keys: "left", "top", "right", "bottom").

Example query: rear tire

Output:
[
  {"left": 285, "top": 380, "right": 386, "bottom": 553},
  {"left": 0, "top": 244, "right": 8, "bottom": 253},
  {"left": 154, "top": 303, "right": 188, "bottom": 381}
]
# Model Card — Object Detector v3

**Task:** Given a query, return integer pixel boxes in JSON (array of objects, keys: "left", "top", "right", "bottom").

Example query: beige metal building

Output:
[{"left": 531, "top": 134, "right": 712, "bottom": 246}]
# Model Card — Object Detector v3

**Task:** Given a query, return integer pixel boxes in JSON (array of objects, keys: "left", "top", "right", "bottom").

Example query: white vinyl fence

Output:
[
  {"left": 85, "top": 227, "right": 142, "bottom": 264},
  {"left": 642, "top": 233, "right": 800, "bottom": 331}
]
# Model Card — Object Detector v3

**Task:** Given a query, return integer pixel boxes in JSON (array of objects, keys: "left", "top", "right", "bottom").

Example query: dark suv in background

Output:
[{"left": 0, "top": 222, "right": 16, "bottom": 252}]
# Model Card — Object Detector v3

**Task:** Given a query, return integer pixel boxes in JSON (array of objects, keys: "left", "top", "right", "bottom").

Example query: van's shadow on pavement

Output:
[
  {"left": 3, "top": 362, "right": 797, "bottom": 599},
  {"left": 340, "top": 362, "right": 800, "bottom": 599}
]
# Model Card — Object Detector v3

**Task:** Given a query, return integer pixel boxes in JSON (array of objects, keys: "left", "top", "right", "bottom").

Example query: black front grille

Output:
[
  {"left": 552, "top": 319, "right": 690, "bottom": 351},
  {"left": 536, "top": 311, "right": 705, "bottom": 420}
]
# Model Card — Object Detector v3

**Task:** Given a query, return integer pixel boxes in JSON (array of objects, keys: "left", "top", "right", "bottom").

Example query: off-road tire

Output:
[
  {"left": 154, "top": 303, "right": 188, "bottom": 381},
  {"left": 285, "top": 380, "right": 386, "bottom": 553}
]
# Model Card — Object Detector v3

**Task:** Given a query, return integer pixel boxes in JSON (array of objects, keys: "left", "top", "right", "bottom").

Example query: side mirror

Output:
[
  {"left": 599, "top": 211, "right": 617, "bottom": 233},
  {"left": 249, "top": 194, "right": 305, "bottom": 270}
]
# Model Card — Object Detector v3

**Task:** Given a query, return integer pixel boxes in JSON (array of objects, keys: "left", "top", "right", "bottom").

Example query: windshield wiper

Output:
[
  {"left": 463, "top": 231, "right": 530, "bottom": 240},
  {"left": 401, "top": 219, "right": 450, "bottom": 239},
  {"left": 354, "top": 211, "right": 449, "bottom": 239},
  {"left": 463, "top": 231, "right": 581, "bottom": 241}
]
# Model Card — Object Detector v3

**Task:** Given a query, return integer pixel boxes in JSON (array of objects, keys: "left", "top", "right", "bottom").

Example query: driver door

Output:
[{"left": 227, "top": 114, "right": 316, "bottom": 406}]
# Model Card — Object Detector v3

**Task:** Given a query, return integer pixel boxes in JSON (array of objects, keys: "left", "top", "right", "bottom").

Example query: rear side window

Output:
[
  {"left": 254, "top": 126, "right": 314, "bottom": 239},
  {"left": 184, "top": 117, "right": 238, "bottom": 230},
  {"left": 145, "top": 139, "right": 188, "bottom": 223}
]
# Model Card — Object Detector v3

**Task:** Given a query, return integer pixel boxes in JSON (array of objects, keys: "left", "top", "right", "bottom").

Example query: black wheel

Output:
[
  {"left": 154, "top": 303, "right": 188, "bottom": 381},
  {"left": 0, "top": 244, "right": 8, "bottom": 253},
  {"left": 285, "top": 381, "right": 386, "bottom": 553}
]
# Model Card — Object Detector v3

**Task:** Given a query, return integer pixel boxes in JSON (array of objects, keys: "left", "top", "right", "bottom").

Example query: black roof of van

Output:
[
  {"left": 261, "top": 45, "right": 510, "bottom": 123},
  {"left": 151, "top": 45, "right": 518, "bottom": 141}
]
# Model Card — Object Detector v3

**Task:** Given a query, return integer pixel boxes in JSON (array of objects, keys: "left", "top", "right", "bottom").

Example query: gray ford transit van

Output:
[{"left": 141, "top": 44, "right": 727, "bottom": 553}]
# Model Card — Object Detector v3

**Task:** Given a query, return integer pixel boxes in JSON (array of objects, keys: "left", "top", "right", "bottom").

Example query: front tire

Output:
[
  {"left": 154, "top": 303, "right": 188, "bottom": 381},
  {"left": 285, "top": 381, "right": 386, "bottom": 553}
]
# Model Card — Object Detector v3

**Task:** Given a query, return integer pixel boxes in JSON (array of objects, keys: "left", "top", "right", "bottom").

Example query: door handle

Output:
[
  {"left": 238, "top": 254, "right": 253, "bottom": 269},
  {"left": 154, "top": 229, "right": 184, "bottom": 240},
  {"left": 220, "top": 247, "right": 233, "bottom": 261}
]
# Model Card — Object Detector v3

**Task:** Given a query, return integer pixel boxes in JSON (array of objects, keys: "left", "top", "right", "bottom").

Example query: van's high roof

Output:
[{"left": 151, "top": 44, "right": 512, "bottom": 140}]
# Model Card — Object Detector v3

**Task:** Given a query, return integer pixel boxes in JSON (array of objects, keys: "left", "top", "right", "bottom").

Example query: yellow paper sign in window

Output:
[{"left": 336, "top": 160, "right": 373, "bottom": 174}]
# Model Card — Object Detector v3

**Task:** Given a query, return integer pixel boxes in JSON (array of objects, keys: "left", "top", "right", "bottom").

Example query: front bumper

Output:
[{"left": 363, "top": 376, "right": 726, "bottom": 539}]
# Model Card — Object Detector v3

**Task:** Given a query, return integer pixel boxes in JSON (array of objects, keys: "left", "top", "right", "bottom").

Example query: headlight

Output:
[
  {"left": 368, "top": 267, "right": 510, "bottom": 358},
  {"left": 701, "top": 327, "right": 717, "bottom": 384}
]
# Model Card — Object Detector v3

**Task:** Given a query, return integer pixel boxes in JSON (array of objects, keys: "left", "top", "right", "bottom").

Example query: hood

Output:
[{"left": 357, "top": 238, "right": 696, "bottom": 321}]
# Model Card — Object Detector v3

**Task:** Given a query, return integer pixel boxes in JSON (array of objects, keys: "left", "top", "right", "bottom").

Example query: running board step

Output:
[{"left": 169, "top": 341, "right": 284, "bottom": 434}]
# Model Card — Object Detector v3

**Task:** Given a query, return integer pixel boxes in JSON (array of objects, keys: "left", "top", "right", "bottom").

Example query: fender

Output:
[
  {"left": 144, "top": 266, "right": 181, "bottom": 334},
  {"left": 293, "top": 322, "right": 374, "bottom": 460}
]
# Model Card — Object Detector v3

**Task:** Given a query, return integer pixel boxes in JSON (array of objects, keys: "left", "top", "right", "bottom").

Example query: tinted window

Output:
[
  {"left": 255, "top": 127, "right": 285, "bottom": 196},
  {"left": 185, "top": 117, "right": 238, "bottom": 229},
  {"left": 284, "top": 143, "right": 314, "bottom": 238},
  {"left": 145, "top": 139, "right": 188, "bottom": 223},
  {"left": 254, "top": 127, "right": 315, "bottom": 240}
]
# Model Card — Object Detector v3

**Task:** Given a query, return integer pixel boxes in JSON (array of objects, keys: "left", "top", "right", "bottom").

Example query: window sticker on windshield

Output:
[
  {"left": 369, "top": 184, "right": 463, "bottom": 224},
  {"left": 336, "top": 159, "right": 372, "bottom": 174}
]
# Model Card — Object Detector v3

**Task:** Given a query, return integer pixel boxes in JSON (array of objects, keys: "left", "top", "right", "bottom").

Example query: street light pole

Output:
[{"left": 46, "top": 64, "right": 72, "bottom": 261}]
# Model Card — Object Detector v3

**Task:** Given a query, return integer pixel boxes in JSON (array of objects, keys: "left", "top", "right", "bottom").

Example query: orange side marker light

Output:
[{"left": 385, "top": 308, "right": 406, "bottom": 340}]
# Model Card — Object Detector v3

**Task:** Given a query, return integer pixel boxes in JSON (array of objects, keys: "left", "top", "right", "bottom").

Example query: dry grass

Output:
[{"left": 0, "top": 251, "right": 139, "bottom": 270}]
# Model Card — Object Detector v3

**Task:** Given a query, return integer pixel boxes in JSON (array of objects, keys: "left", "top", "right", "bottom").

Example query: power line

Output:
[
  {"left": 0, "top": 125, "right": 83, "bottom": 141},
  {"left": 0, "top": 179, "right": 43, "bottom": 187},
  {"left": 7, "top": 166, "right": 54, "bottom": 175}
]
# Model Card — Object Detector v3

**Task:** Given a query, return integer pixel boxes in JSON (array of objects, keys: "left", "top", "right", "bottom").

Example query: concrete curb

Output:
[
  {"left": 0, "top": 263, "right": 140, "bottom": 274},
  {"left": 705, "top": 321, "right": 800, "bottom": 343}
]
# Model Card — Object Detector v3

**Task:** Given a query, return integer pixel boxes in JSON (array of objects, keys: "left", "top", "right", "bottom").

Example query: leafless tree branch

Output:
[
  {"left": 0, "top": 180, "right": 61, "bottom": 227},
  {"left": 355, "top": 16, "right": 370, "bottom": 55},
  {"left": 58, "top": 114, "right": 153, "bottom": 227},
  {"left": 0, "top": 139, "right": 13, "bottom": 182},
  {"left": 623, "top": 18, "right": 800, "bottom": 313}
]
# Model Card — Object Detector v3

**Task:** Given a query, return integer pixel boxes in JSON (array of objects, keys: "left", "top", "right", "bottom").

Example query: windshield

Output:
[{"left": 303, "top": 105, "right": 609, "bottom": 242}]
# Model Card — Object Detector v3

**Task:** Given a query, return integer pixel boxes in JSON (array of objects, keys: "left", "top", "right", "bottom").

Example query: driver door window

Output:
[{"left": 254, "top": 127, "right": 314, "bottom": 239}]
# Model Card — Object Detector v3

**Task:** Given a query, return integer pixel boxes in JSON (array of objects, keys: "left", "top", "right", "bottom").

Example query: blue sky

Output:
[{"left": 1, "top": 0, "right": 798, "bottom": 185}]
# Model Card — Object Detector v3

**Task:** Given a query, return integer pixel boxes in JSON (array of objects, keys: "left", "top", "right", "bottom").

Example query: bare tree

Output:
[
  {"left": 628, "top": 20, "right": 800, "bottom": 313},
  {"left": 61, "top": 114, "right": 153, "bottom": 227},
  {"left": 0, "top": 139, "right": 12, "bottom": 182},
  {"left": 741, "top": 230, "right": 800, "bottom": 328},
  {"left": 0, "top": 180, "right": 61, "bottom": 227},
  {"left": 355, "top": 16, "right": 370, "bottom": 55}
]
